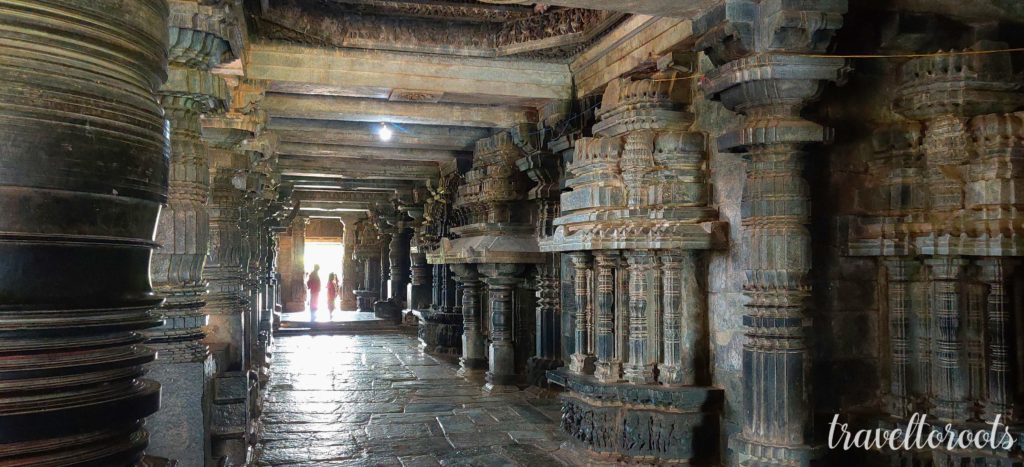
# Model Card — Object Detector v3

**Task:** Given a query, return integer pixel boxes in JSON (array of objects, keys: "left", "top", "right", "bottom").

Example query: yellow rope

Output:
[{"left": 649, "top": 47, "right": 1024, "bottom": 82}]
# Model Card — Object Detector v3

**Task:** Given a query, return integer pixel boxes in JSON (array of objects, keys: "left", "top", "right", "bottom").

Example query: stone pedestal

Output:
[
  {"left": 355, "top": 290, "right": 378, "bottom": 313},
  {"left": 145, "top": 356, "right": 217, "bottom": 467}
]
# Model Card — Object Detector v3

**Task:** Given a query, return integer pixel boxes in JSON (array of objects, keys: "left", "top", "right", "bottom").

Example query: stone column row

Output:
[{"left": 566, "top": 249, "right": 704, "bottom": 386}]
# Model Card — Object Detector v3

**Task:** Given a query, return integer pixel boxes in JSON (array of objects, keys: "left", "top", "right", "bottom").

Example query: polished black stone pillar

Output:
[{"left": 0, "top": 1, "right": 168, "bottom": 463}]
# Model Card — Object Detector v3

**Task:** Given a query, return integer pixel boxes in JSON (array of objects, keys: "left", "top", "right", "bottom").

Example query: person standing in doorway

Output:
[
  {"left": 326, "top": 272, "right": 339, "bottom": 316},
  {"left": 307, "top": 264, "right": 322, "bottom": 321}
]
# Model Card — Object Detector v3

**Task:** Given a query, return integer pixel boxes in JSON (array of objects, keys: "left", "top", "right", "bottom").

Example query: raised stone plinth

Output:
[{"left": 548, "top": 369, "right": 722, "bottom": 464}]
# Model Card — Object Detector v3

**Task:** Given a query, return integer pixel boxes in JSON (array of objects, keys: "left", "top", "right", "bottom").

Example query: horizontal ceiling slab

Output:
[
  {"left": 270, "top": 118, "right": 489, "bottom": 151},
  {"left": 479, "top": 0, "right": 714, "bottom": 18},
  {"left": 278, "top": 143, "right": 461, "bottom": 163},
  {"left": 279, "top": 155, "right": 439, "bottom": 180},
  {"left": 247, "top": 42, "right": 571, "bottom": 106},
  {"left": 264, "top": 94, "right": 535, "bottom": 128},
  {"left": 283, "top": 176, "right": 421, "bottom": 191}
]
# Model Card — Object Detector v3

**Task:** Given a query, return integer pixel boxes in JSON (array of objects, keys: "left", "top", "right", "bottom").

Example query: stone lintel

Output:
[
  {"left": 278, "top": 156, "right": 439, "bottom": 180},
  {"left": 488, "top": 0, "right": 715, "bottom": 18},
  {"left": 540, "top": 220, "right": 728, "bottom": 252},
  {"left": 279, "top": 143, "right": 462, "bottom": 163},
  {"left": 571, "top": 16, "right": 696, "bottom": 97},
  {"left": 270, "top": 118, "right": 491, "bottom": 151},
  {"left": 247, "top": 41, "right": 571, "bottom": 106},
  {"left": 264, "top": 93, "right": 537, "bottom": 128},
  {"left": 426, "top": 236, "right": 546, "bottom": 265}
]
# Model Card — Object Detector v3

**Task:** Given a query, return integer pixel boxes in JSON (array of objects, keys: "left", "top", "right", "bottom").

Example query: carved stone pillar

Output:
[
  {"left": 451, "top": 264, "right": 486, "bottom": 371},
  {"left": 593, "top": 251, "right": 620, "bottom": 382},
  {"left": 339, "top": 214, "right": 360, "bottom": 310},
  {"left": 568, "top": 252, "right": 595, "bottom": 374},
  {"left": 660, "top": 251, "right": 704, "bottom": 386},
  {"left": 281, "top": 216, "right": 307, "bottom": 312},
  {"left": 624, "top": 250, "right": 657, "bottom": 385},
  {"left": 479, "top": 263, "right": 526, "bottom": 388},
  {"left": 202, "top": 149, "right": 248, "bottom": 370},
  {"left": 528, "top": 256, "right": 562, "bottom": 382},
  {"left": 410, "top": 252, "right": 433, "bottom": 310},
  {"left": 390, "top": 228, "right": 412, "bottom": 306},
  {"left": 148, "top": 0, "right": 235, "bottom": 354},
  {"left": 697, "top": 1, "right": 847, "bottom": 460},
  {"left": 379, "top": 232, "right": 393, "bottom": 300},
  {"left": 925, "top": 257, "right": 972, "bottom": 420},
  {"left": 979, "top": 258, "right": 1018, "bottom": 421},
  {"left": 883, "top": 257, "right": 918, "bottom": 418},
  {"left": 0, "top": 1, "right": 167, "bottom": 463}
]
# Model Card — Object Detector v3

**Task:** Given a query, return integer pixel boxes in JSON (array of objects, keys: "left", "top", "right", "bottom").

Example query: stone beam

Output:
[
  {"left": 294, "top": 190, "right": 394, "bottom": 204},
  {"left": 279, "top": 155, "right": 439, "bottom": 180},
  {"left": 571, "top": 16, "right": 696, "bottom": 97},
  {"left": 265, "top": 94, "right": 535, "bottom": 128},
  {"left": 283, "top": 177, "right": 421, "bottom": 191},
  {"left": 480, "top": 0, "right": 714, "bottom": 18},
  {"left": 270, "top": 118, "right": 488, "bottom": 151},
  {"left": 247, "top": 42, "right": 571, "bottom": 106},
  {"left": 278, "top": 142, "right": 462, "bottom": 163}
]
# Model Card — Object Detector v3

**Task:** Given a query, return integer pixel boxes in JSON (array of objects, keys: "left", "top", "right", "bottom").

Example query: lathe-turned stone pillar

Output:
[
  {"left": 339, "top": 214, "right": 360, "bottom": 310},
  {"left": 145, "top": 1, "right": 238, "bottom": 464},
  {"left": 281, "top": 216, "right": 308, "bottom": 312},
  {"left": 451, "top": 264, "right": 486, "bottom": 371},
  {"left": 203, "top": 149, "right": 248, "bottom": 369},
  {"left": 409, "top": 252, "right": 433, "bottom": 310},
  {"left": 479, "top": 264, "right": 526, "bottom": 389},
  {"left": 568, "top": 251, "right": 595, "bottom": 374},
  {"left": 390, "top": 228, "right": 412, "bottom": 306},
  {"left": 698, "top": 0, "right": 847, "bottom": 461},
  {"left": 0, "top": 1, "right": 167, "bottom": 463}
]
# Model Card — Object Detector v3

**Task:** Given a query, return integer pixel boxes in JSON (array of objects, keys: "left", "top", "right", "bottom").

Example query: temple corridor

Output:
[
  {"left": 3, "top": 0, "right": 1024, "bottom": 466},
  {"left": 255, "top": 333, "right": 575, "bottom": 466}
]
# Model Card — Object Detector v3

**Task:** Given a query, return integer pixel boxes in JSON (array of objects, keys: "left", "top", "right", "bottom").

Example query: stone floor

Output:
[
  {"left": 255, "top": 334, "right": 583, "bottom": 466},
  {"left": 280, "top": 309, "right": 380, "bottom": 324}
]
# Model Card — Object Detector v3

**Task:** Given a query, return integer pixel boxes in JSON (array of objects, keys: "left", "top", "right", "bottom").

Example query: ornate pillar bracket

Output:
[{"left": 696, "top": 0, "right": 848, "bottom": 464}]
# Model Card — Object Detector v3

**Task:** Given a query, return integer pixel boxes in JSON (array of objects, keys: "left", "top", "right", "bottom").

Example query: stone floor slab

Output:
[{"left": 255, "top": 334, "right": 585, "bottom": 467}]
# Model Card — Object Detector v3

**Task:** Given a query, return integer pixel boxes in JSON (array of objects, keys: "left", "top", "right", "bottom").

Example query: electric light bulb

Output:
[{"left": 378, "top": 123, "right": 393, "bottom": 142}]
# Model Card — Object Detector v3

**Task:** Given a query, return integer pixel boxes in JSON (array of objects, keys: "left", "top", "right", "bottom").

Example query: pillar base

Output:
[
  {"left": 144, "top": 356, "right": 216, "bottom": 467},
  {"left": 413, "top": 309, "right": 463, "bottom": 355},
  {"left": 731, "top": 436, "right": 823, "bottom": 467},
  {"left": 548, "top": 368, "right": 722, "bottom": 465},
  {"left": 354, "top": 290, "right": 377, "bottom": 313},
  {"left": 526, "top": 357, "right": 562, "bottom": 387}
]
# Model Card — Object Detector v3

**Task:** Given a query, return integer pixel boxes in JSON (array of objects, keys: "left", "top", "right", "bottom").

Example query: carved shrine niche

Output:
[
  {"left": 846, "top": 38, "right": 1024, "bottom": 466},
  {"left": 541, "top": 73, "right": 726, "bottom": 464},
  {"left": 427, "top": 126, "right": 545, "bottom": 389}
]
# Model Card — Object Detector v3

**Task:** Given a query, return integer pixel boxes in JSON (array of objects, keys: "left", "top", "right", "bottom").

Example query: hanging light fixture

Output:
[{"left": 377, "top": 122, "right": 393, "bottom": 142}]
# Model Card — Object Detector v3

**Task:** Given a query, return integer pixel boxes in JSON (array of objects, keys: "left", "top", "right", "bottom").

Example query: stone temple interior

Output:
[{"left": 2, "top": 0, "right": 1024, "bottom": 466}]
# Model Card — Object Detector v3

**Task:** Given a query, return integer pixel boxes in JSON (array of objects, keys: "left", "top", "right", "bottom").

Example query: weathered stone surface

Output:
[{"left": 254, "top": 335, "right": 580, "bottom": 466}]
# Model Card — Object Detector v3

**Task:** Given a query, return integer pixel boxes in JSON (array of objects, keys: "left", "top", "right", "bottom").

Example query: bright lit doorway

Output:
[{"left": 304, "top": 242, "right": 344, "bottom": 321}]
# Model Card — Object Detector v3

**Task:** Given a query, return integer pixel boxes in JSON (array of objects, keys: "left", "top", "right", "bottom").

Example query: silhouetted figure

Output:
[
  {"left": 307, "top": 264, "right": 321, "bottom": 321},
  {"left": 326, "top": 272, "right": 339, "bottom": 315}
]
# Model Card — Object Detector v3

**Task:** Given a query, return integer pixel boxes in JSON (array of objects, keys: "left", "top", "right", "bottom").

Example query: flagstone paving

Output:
[{"left": 255, "top": 334, "right": 585, "bottom": 466}]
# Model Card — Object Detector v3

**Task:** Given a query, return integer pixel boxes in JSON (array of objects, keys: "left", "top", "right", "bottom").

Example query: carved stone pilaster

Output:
[
  {"left": 568, "top": 251, "right": 595, "bottom": 375},
  {"left": 624, "top": 250, "right": 657, "bottom": 385},
  {"left": 593, "top": 251, "right": 620, "bottom": 383},
  {"left": 883, "top": 257, "right": 920, "bottom": 418},
  {"left": 979, "top": 258, "right": 1019, "bottom": 422}
]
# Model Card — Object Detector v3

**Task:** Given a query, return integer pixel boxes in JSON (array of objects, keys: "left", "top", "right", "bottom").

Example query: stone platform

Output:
[{"left": 277, "top": 311, "right": 398, "bottom": 335}]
